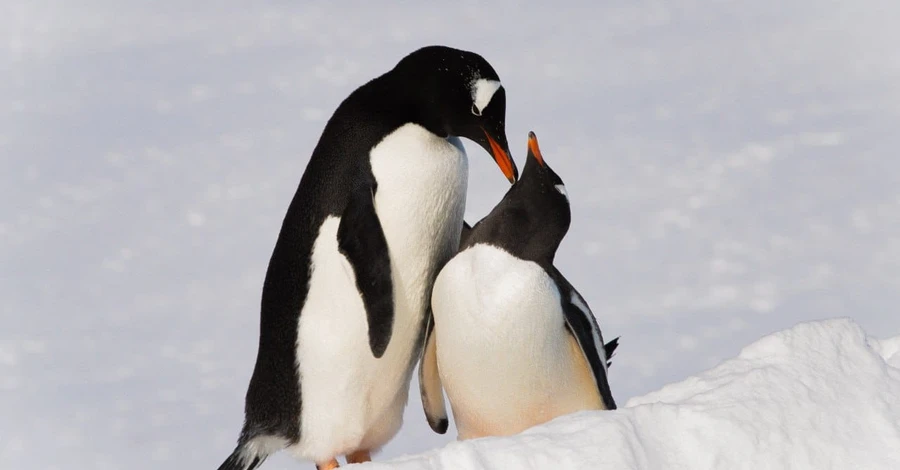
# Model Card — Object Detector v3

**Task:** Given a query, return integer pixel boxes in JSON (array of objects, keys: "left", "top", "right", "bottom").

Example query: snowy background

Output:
[{"left": 3, "top": 1, "right": 900, "bottom": 469}]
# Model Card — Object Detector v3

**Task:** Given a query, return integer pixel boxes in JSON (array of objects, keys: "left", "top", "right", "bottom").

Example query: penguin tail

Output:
[
  {"left": 216, "top": 444, "right": 267, "bottom": 470},
  {"left": 604, "top": 337, "right": 620, "bottom": 368}
]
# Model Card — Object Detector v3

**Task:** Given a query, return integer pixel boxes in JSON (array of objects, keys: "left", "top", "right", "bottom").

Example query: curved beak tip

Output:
[{"left": 509, "top": 165, "right": 519, "bottom": 183}]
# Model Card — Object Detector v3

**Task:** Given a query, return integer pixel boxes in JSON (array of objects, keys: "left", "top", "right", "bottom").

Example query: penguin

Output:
[
  {"left": 217, "top": 46, "right": 517, "bottom": 470},
  {"left": 419, "top": 132, "right": 617, "bottom": 440}
]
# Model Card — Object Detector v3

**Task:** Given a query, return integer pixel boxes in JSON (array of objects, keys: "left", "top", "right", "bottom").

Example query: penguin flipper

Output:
[
  {"left": 418, "top": 311, "right": 448, "bottom": 433},
  {"left": 560, "top": 287, "right": 617, "bottom": 410},
  {"left": 337, "top": 183, "right": 395, "bottom": 358}
]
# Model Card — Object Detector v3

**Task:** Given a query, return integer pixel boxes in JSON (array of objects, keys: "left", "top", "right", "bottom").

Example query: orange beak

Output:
[
  {"left": 483, "top": 129, "right": 517, "bottom": 183},
  {"left": 527, "top": 131, "right": 544, "bottom": 167}
]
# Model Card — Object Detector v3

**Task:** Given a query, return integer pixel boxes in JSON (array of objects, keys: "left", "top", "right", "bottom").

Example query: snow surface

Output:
[
  {"left": 362, "top": 319, "right": 900, "bottom": 470},
  {"left": 3, "top": 1, "right": 900, "bottom": 469}
]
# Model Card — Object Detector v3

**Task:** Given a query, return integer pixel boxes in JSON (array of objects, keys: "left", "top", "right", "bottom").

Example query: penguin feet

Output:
[
  {"left": 346, "top": 450, "right": 372, "bottom": 464},
  {"left": 316, "top": 459, "right": 340, "bottom": 470}
]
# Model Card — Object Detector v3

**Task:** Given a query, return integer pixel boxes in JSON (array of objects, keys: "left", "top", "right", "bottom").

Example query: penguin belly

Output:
[
  {"left": 291, "top": 124, "right": 468, "bottom": 462},
  {"left": 431, "top": 244, "right": 604, "bottom": 440}
]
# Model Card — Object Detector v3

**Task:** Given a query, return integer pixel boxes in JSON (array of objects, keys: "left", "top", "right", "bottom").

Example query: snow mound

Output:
[{"left": 362, "top": 319, "right": 900, "bottom": 469}]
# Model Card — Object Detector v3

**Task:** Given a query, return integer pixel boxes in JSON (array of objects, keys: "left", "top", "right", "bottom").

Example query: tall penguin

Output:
[
  {"left": 217, "top": 46, "right": 517, "bottom": 470},
  {"left": 420, "top": 132, "right": 616, "bottom": 440}
]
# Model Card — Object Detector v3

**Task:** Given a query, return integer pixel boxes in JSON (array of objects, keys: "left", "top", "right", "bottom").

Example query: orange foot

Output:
[
  {"left": 316, "top": 459, "right": 340, "bottom": 470},
  {"left": 346, "top": 450, "right": 371, "bottom": 464}
]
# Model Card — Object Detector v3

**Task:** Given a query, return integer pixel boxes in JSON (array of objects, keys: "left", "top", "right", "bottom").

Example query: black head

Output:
[
  {"left": 466, "top": 132, "right": 571, "bottom": 262},
  {"left": 391, "top": 45, "right": 518, "bottom": 183}
]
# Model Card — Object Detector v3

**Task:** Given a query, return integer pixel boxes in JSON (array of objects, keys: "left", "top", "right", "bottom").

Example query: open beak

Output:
[
  {"left": 527, "top": 131, "right": 545, "bottom": 167},
  {"left": 483, "top": 129, "right": 518, "bottom": 183}
]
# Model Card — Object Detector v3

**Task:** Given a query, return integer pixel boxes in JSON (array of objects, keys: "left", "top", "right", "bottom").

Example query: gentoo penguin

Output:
[
  {"left": 420, "top": 132, "right": 616, "bottom": 440},
  {"left": 217, "top": 46, "right": 517, "bottom": 470}
]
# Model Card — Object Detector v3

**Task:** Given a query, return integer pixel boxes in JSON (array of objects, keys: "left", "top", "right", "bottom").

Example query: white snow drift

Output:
[{"left": 361, "top": 319, "right": 900, "bottom": 470}]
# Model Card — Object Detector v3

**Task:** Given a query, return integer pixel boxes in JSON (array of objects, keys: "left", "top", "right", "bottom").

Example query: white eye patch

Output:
[
  {"left": 555, "top": 184, "right": 569, "bottom": 201},
  {"left": 471, "top": 79, "right": 502, "bottom": 115}
]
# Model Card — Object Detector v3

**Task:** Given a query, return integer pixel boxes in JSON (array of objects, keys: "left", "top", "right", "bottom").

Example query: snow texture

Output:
[
  {"left": 3, "top": 1, "right": 900, "bottom": 469},
  {"left": 364, "top": 319, "right": 900, "bottom": 469}
]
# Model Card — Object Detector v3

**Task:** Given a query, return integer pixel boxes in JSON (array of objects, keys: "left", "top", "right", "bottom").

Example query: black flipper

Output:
[
  {"left": 418, "top": 309, "right": 448, "bottom": 433},
  {"left": 337, "top": 182, "right": 395, "bottom": 358},
  {"left": 604, "top": 337, "right": 620, "bottom": 368},
  {"left": 557, "top": 278, "right": 617, "bottom": 410}
]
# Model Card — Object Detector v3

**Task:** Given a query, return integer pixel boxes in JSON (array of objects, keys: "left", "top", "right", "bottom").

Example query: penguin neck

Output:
[
  {"left": 467, "top": 200, "right": 565, "bottom": 266},
  {"left": 373, "top": 68, "right": 449, "bottom": 138},
  {"left": 491, "top": 234, "right": 559, "bottom": 267},
  {"left": 513, "top": 231, "right": 562, "bottom": 266}
]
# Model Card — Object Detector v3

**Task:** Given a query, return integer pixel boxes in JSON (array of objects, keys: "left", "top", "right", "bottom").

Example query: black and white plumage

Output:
[
  {"left": 420, "top": 132, "right": 617, "bottom": 440},
  {"left": 217, "top": 45, "right": 517, "bottom": 470}
]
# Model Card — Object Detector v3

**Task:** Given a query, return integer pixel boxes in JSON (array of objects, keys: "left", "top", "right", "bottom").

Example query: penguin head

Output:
[
  {"left": 513, "top": 131, "right": 572, "bottom": 258},
  {"left": 392, "top": 45, "right": 518, "bottom": 183},
  {"left": 467, "top": 132, "right": 571, "bottom": 263}
]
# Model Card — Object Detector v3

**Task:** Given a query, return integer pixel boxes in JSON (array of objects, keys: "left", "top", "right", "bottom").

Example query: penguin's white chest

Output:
[
  {"left": 369, "top": 123, "right": 469, "bottom": 304},
  {"left": 366, "top": 122, "right": 470, "bottom": 377},
  {"left": 431, "top": 244, "right": 603, "bottom": 439},
  {"left": 292, "top": 123, "right": 468, "bottom": 461}
]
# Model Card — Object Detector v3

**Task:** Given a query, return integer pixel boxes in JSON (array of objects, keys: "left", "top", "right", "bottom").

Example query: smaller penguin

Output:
[{"left": 419, "top": 132, "right": 617, "bottom": 440}]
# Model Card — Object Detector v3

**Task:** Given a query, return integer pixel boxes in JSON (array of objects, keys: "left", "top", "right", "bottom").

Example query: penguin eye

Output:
[{"left": 471, "top": 104, "right": 482, "bottom": 116}]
